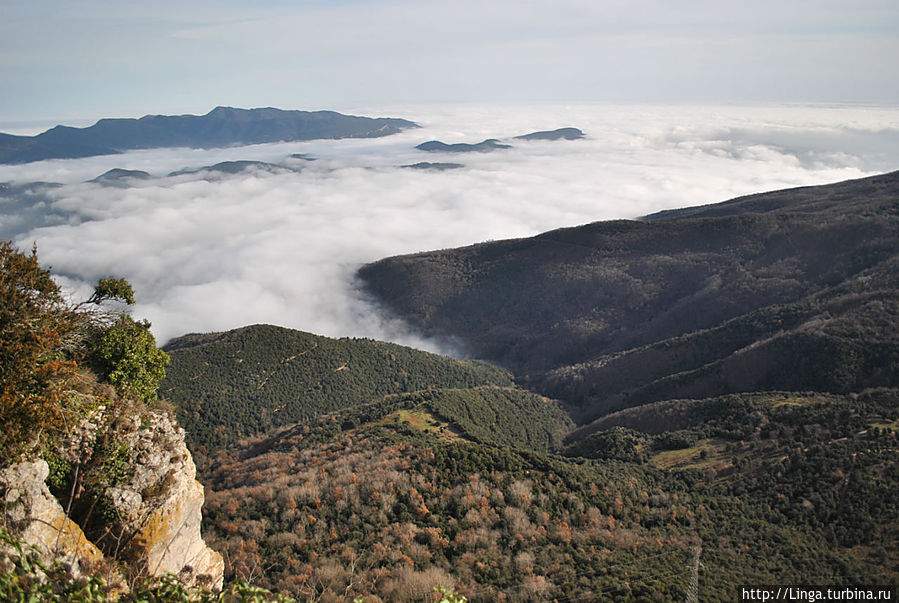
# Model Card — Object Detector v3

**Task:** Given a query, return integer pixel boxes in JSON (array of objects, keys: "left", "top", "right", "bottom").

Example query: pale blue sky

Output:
[{"left": 2, "top": 0, "right": 898, "bottom": 127}]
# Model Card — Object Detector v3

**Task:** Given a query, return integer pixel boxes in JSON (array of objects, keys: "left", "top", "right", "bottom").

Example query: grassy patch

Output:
[
  {"left": 869, "top": 418, "right": 899, "bottom": 432},
  {"left": 652, "top": 439, "right": 731, "bottom": 472},
  {"left": 769, "top": 393, "right": 835, "bottom": 408},
  {"left": 384, "top": 408, "right": 463, "bottom": 440}
]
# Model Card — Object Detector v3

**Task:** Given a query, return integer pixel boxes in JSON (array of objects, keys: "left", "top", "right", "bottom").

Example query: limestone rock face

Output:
[
  {"left": 109, "top": 412, "right": 224, "bottom": 590},
  {"left": 0, "top": 460, "right": 106, "bottom": 580},
  {"left": 0, "top": 410, "right": 223, "bottom": 592}
]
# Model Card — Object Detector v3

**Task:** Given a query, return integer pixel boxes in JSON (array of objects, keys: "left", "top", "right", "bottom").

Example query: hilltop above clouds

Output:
[{"left": 0, "top": 107, "right": 418, "bottom": 164}]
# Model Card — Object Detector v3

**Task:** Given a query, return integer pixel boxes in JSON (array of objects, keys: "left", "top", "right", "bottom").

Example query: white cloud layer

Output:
[{"left": 1, "top": 103, "right": 897, "bottom": 352}]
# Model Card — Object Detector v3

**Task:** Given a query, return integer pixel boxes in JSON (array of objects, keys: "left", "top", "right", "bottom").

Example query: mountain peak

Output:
[{"left": 0, "top": 107, "right": 418, "bottom": 164}]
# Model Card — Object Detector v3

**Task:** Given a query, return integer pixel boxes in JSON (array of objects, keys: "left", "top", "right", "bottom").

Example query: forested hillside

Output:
[
  {"left": 149, "top": 171, "right": 897, "bottom": 600},
  {"left": 244, "top": 385, "right": 574, "bottom": 458},
  {"left": 156, "top": 321, "right": 898, "bottom": 600},
  {"left": 161, "top": 324, "right": 514, "bottom": 450},
  {"left": 358, "top": 171, "right": 899, "bottom": 423},
  {"left": 200, "top": 387, "right": 897, "bottom": 601}
]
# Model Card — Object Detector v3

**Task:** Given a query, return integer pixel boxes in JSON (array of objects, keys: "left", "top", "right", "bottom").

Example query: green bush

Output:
[{"left": 91, "top": 315, "right": 169, "bottom": 404}]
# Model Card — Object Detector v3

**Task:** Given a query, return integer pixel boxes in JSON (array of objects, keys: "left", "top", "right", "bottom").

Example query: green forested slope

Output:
[
  {"left": 241, "top": 384, "right": 573, "bottom": 459},
  {"left": 160, "top": 324, "right": 514, "bottom": 450},
  {"left": 423, "top": 387, "right": 573, "bottom": 452}
]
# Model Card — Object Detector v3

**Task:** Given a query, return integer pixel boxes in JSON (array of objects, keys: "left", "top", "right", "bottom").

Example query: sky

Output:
[{"left": 2, "top": 0, "right": 899, "bottom": 128}]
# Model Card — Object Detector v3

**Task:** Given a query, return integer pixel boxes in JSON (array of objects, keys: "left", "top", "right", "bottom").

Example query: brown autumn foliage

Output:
[
  {"left": 201, "top": 427, "right": 696, "bottom": 601},
  {"left": 0, "top": 242, "right": 84, "bottom": 457}
]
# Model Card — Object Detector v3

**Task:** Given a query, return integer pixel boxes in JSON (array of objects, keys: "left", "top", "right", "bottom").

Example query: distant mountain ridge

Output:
[
  {"left": 167, "top": 160, "right": 295, "bottom": 177},
  {"left": 359, "top": 170, "right": 899, "bottom": 423},
  {"left": 0, "top": 106, "right": 418, "bottom": 164},
  {"left": 89, "top": 168, "right": 152, "bottom": 184}
]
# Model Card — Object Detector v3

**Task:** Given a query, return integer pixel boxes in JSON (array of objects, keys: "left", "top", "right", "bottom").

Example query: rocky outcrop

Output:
[
  {"left": 0, "top": 409, "right": 223, "bottom": 592},
  {"left": 0, "top": 460, "right": 109, "bottom": 581},
  {"left": 107, "top": 411, "right": 223, "bottom": 589}
]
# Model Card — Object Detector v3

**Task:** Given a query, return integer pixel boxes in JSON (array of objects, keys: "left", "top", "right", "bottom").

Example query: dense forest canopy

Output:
[
  {"left": 161, "top": 325, "right": 514, "bottom": 451},
  {"left": 200, "top": 387, "right": 898, "bottom": 600}
]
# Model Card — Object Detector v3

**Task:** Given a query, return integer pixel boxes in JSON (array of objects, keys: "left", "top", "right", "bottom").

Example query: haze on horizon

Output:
[{"left": 2, "top": 0, "right": 898, "bottom": 129}]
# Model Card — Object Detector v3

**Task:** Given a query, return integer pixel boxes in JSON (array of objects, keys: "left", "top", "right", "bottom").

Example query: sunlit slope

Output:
[
  {"left": 257, "top": 386, "right": 575, "bottom": 454},
  {"left": 160, "top": 324, "right": 513, "bottom": 450},
  {"left": 200, "top": 385, "right": 897, "bottom": 600}
]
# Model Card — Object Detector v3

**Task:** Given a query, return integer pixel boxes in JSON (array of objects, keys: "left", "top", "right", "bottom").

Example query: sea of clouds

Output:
[{"left": 1, "top": 103, "right": 897, "bottom": 352}]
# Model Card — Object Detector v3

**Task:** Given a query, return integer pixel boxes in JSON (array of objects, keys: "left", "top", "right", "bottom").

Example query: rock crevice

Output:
[{"left": 0, "top": 409, "right": 223, "bottom": 592}]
